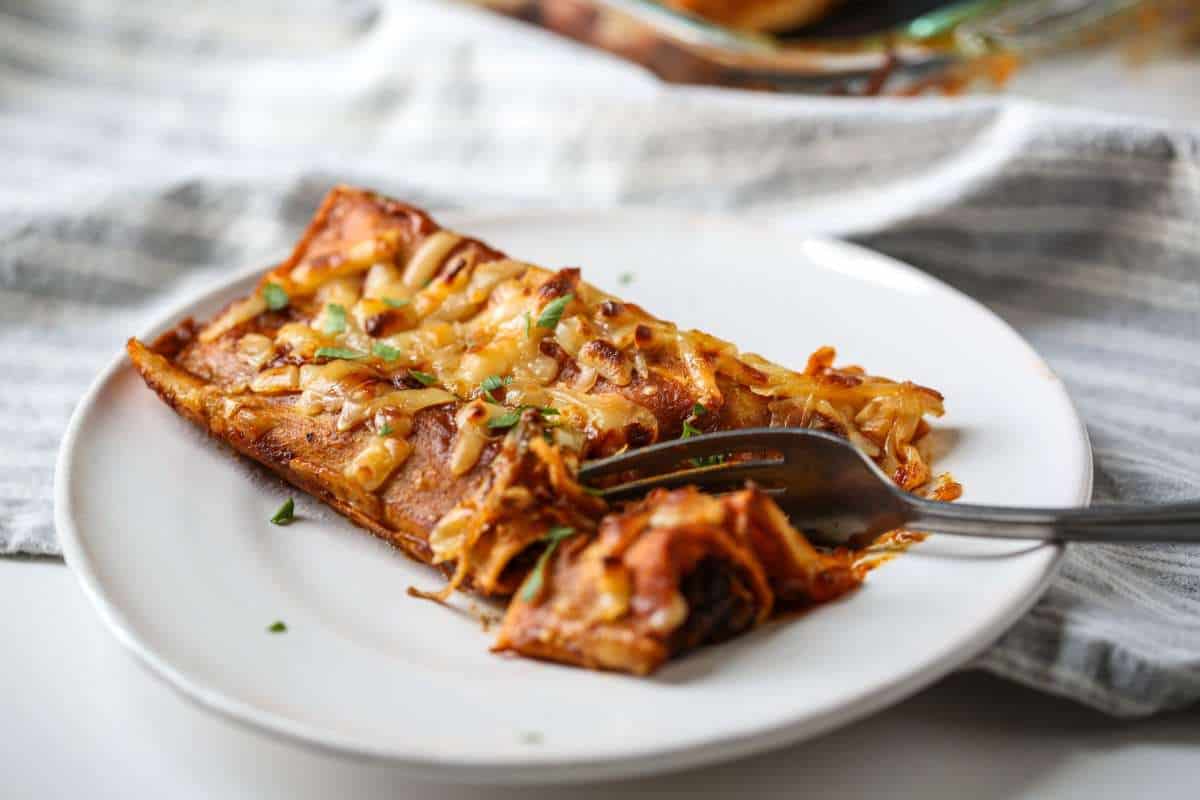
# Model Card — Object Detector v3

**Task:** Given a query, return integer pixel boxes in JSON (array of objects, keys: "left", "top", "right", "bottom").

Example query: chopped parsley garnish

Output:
[
  {"left": 323, "top": 303, "right": 347, "bottom": 334},
  {"left": 486, "top": 405, "right": 560, "bottom": 430},
  {"left": 263, "top": 282, "right": 289, "bottom": 311},
  {"left": 520, "top": 526, "right": 576, "bottom": 602},
  {"left": 372, "top": 342, "right": 402, "bottom": 362},
  {"left": 267, "top": 621, "right": 287, "bottom": 633},
  {"left": 480, "top": 374, "right": 512, "bottom": 402},
  {"left": 681, "top": 405, "right": 724, "bottom": 466},
  {"left": 480, "top": 374, "right": 509, "bottom": 394},
  {"left": 618, "top": 272, "right": 634, "bottom": 286},
  {"left": 523, "top": 311, "right": 532, "bottom": 338},
  {"left": 382, "top": 297, "right": 410, "bottom": 308},
  {"left": 315, "top": 346, "right": 366, "bottom": 360},
  {"left": 378, "top": 423, "right": 394, "bottom": 436},
  {"left": 270, "top": 498, "right": 295, "bottom": 525},
  {"left": 486, "top": 410, "right": 522, "bottom": 430},
  {"left": 536, "top": 293, "right": 574, "bottom": 330},
  {"left": 409, "top": 370, "right": 438, "bottom": 387}
]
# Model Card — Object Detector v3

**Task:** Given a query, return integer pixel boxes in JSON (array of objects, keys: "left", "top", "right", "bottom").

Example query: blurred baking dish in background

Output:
[{"left": 467, "top": 0, "right": 1200, "bottom": 95}]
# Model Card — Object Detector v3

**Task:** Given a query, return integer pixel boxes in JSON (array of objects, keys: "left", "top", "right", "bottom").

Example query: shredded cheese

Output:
[
  {"left": 344, "top": 436, "right": 412, "bottom": 491},
  {"left": 236, "top": 333, "right": 274, "bottom": 369},
  {"left": 403, "top": 231, "right": 461, "bottom": 289},
  {"left": 228, "top": 212, "right": 941, "bottom": 504},
  {"left": 200, "top": 295, "right": 267, "bottom": 343},
  {"left": 249, "top": 365, "right": 299, "bottom": 394},
  {"left": 362, "top": 262, "right": 407, "bottom": 300},
  {"left": 449, "top": 400, "right": 504, "bottom": 476}
]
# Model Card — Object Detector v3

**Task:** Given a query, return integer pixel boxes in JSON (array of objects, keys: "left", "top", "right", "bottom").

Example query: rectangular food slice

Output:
[{"left": 128, "top": 186, "right": 951, "bottom": 674}]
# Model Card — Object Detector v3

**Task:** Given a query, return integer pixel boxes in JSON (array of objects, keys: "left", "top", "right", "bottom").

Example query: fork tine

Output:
[
  {"left": 579, "top": 427, "right": 800, "bottom": 481},
  {"left": 598, "top": 459, "right": 789, "bottom": 500}
]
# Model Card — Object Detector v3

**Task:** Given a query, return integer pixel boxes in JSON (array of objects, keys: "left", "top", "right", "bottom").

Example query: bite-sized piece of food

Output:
[
  {"left": 493, "top": 486, "right": 860, "bottom": 674},
  {"left": 128, "top": 184, "right": 952, "bottom": 674},
  {"left": 660, "top": 0, "right": 843, "bottom": 32},
  {"left": 418, "top": 412, "right": 606, "bottom": 598}
]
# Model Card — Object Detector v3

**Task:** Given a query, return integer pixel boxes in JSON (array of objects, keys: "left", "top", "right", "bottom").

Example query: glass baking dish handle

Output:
[{"left": 956, "top": 0, "right": 1147, "bottom": 55}]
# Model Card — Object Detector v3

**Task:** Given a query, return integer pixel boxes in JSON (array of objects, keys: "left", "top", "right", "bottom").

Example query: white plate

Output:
[{"left": 57, "top": 209, "right": 1091, "bottom": 784}]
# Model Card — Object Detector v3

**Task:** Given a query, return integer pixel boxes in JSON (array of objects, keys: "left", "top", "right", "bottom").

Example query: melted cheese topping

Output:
[
  {"left": 675, "top": 332, "right": 721, "bottom": 409},
  {"left": 428, "top": 506, "right": 474, "bottom": 563},
  {"left": 214, "top": 220, "right": 944, "bottom": 492},
  {"left": 362, "top": 262, "right": 406, "bottom": 300},
  {"left": 276, "top": 322, "right": 330, "bottom": 361},
  {"left": 449, "top": 400, "right": 505, "bottom": 476},
  {"left": 297, "top": 360, "right": 372, "bottom": 416},
  {"left": 287, "top": 231, "right": 402, "bottom": 293},
  {"left": 250, "top": 365, "right": 299, "bottom": 394},
  {"left": 404, "top": 231, "right": 461, "bottom": 289},
  {"left": 344, "top": 436, "right": 412, "bottom": 491},
  {"left": 338, "top": 387, "right": 457, "bottom": 433},
  {"left": 200, "top": 295, "right": 267, "bottom": 343},
  {"left": 236, "top": 333, "right": 274, "bottom": 369}
]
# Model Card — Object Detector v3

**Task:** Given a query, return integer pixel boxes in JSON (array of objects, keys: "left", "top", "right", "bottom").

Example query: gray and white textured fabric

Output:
[{"left": 2, "top": 0, "right": 1198, "bottom": 718}]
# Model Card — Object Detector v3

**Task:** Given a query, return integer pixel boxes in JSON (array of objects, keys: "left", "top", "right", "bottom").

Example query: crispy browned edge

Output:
[
  {"left": 128, "top": 338, "right": 442, "bottom": 565},
  {"left": 125, "top": 186, "right": 455, "bottom": 574}
]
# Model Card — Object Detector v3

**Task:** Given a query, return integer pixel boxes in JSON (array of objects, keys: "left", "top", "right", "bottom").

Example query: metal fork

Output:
[{"left": 579, "top": 428, "right": 1200, "bottom": 546}]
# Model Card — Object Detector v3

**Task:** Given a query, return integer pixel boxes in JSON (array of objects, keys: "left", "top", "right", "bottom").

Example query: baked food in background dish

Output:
[
  {"left": 128, "top": 185, "right": 957, "bottom": 675},
  {"left": 658, "top": 0, "right": 843, "bottom": 32}
]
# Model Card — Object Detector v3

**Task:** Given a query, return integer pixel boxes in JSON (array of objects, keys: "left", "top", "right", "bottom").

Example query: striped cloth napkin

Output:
[{"left": 2, "top": 0, "right": 1198, "bottom": 717}]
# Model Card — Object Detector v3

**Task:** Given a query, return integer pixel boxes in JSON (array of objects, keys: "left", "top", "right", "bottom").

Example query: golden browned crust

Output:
[{"left": 128, "top": 338, "right": 445, "bottom": 568}]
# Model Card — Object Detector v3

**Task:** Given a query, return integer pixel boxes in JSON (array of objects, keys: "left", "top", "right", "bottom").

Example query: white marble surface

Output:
[{"left": 4, "top": 557, "right": 1197, "bottom": 798}]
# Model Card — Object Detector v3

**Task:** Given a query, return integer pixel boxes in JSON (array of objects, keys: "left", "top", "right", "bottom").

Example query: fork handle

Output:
[{"left": 904, "top": 498, "right": 1200, "bottom": 543}]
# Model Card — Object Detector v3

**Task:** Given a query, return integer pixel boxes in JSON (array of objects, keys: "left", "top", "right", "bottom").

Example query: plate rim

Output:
[{"left": 55, "top": 207, "right": 1091, "bottom": 783}]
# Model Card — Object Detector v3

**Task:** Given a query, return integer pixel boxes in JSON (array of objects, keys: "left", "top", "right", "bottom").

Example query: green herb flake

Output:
[
  {"left": 315, "top": 346, "right": 366, "bottom": 361},
  {"left": 263, "top": 282, "right": 289, "bottom": 311},
  {"left": 382, "top": 297, "right": 410, "bottom": 309},
  {"left": 523, "top": 311, "right": 533, "bottom": 338},
  {"left": 323, "top": 303, "right": 347, "bottom": 334},
  {"left": 372, "top": 342, "right": 402, "bottom": 362},
  {"left": 618, "top": 272, "right": 634, "bottom": 286},
  {"left": 680, "top": 416, "right": 724, "bottom": 467},
  {"left": 487, "top": 410, "right": 522, "bottom": 430},
  {"left": 480, "top": 374, "right": 512, "bottom": 400},
  {"left": 692, "top": 403, "right": 708, "bottom": 417},
  {"left": 520, "top": 526, "right": 576, "bottom": 602},
  {"left": 267, "top": 621, "right": 287, "bottom": 634},
  {"left": 486, "top": 404, "right": 559, "bottom": 431},
  {"left": 536, "top": 293, "right": 574, "bottom": 330},
  {"left": 378, "top": 423, "right": 394, "bottom": 437},
  {"left": 409, "top": 370, "right": 438, "bottom": 387},
  {"left": 270, "top": 497, "right": 295, "bottom": 525}
]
